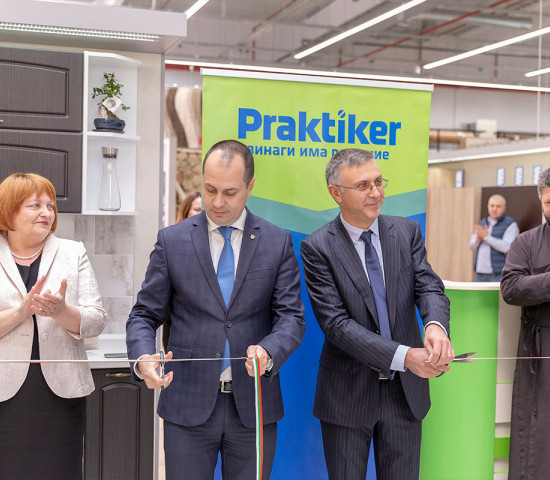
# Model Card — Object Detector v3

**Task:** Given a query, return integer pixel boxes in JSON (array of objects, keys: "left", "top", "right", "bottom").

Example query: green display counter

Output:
[{"left": 420, "top": 281, "right": 506, "bottom": 480}]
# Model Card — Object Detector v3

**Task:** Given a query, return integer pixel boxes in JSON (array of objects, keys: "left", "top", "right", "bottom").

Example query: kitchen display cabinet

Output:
[
  {"left": 0, "top": 46, "right": 83, "bottom": 212},
  {"left": 82, "top": 52, "right": 140, "bottom": 215}
]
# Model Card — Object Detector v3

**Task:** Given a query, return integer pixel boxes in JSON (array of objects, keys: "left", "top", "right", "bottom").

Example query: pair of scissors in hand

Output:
[
  {"left": 451, "top": 352, "right": 477, "bottom": 363},
  {"left": 159, "top": 351, "right": 166, "bottom": 391}
]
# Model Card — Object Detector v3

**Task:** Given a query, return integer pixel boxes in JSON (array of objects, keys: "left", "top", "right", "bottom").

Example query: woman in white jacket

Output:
[{"left": 0, "top": 172, "right": 107, "bottom": 480}]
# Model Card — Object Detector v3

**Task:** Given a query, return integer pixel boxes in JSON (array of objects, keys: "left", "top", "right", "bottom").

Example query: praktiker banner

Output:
[{"left": 202, "top": 70, "right": 433, "bottom": 236}]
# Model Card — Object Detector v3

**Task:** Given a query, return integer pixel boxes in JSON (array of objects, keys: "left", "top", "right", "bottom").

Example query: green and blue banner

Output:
[{"left": 202, "top": 70, "right": 433, "bottom": 479}]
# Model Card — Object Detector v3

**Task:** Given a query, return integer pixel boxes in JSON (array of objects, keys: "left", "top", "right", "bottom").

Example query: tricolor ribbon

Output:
[{"left": 253, "top": 355, "right": 264, "bottom": 480}]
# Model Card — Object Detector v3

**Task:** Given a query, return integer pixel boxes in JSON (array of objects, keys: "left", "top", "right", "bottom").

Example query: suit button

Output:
[
  {"left": 226, "top": 321, "right": 232, "bottom": 328},
  {"left": 41, "top": 333, "right": 48, "bottom": 341},
  {"left": 215, "top": 353, "right": 221, "bottom": 358}
]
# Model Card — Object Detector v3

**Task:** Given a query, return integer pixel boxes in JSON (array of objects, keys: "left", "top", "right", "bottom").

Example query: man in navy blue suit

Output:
[
  {"left": 126, "top": 139, "right": 305, "bottom": 480},
  {"left": 301, "top": 148, "right": 454, "bottom": 480}
]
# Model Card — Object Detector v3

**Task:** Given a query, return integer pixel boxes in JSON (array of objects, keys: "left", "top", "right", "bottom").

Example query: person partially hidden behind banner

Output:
[
  {"left": 0, "top": 173, "right": 107, "bottom": 480},
  {"left": 501, "top": 167, "right": 550, "bottom": 480},
  {"left": 126, "top": 139, "right": 305, "bottom": 479},
  {"left": 300, "top": 148, "right": 454, "bottom": 480},
  {"left": 469, "top": 194, "right": 519, "bottom": 282}
]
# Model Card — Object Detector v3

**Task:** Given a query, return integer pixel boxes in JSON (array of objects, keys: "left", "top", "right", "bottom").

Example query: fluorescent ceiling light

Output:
[
  {"left": 429, "top": 147, "right": 550, "bottom": 164},
  {"left": 165, "top": 59, "right": 550, "bottom": 93},
  {"left": 0, "top": 0, "right": 186, "bottom": 46},
  {"left": 0, "top": 22, "right": 159, "bottom": 41},
  {"left": 294, "top": 0, "right": 427, "bottom": 60},
  {"left": 185, "top": 0, "right": 210, "bottom": 19},
  {"left": 424, "top": 25, "right": 550, "bottom": 70},
  {"left": 525, "top": 66, "right": 550, "bottom": 77}
]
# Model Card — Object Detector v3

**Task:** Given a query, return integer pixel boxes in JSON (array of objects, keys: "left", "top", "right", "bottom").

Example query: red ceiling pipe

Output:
[{"left": 338, "top": 0, "right": 516, "bottom": 68}]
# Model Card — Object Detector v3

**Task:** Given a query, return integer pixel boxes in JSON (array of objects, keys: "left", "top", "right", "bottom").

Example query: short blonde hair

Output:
[{"left": 0, "top": 173, "right": 58, "bottom": 234}]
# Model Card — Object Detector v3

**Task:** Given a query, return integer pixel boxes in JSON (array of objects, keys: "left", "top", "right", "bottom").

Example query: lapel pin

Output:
[{"left": 250, "top": 235, "right": 256, "bottom": 240}]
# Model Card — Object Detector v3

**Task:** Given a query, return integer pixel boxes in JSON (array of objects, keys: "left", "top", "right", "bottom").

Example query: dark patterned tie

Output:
[
  {"left": 360, "top": 230, "right": 392, "bottom": 340},
  {"left": 217, "top": 226, "right": 235, "bottom": 372}
]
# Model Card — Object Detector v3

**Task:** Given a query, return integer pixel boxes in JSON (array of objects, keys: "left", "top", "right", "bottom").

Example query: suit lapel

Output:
[
  {"left": 329, "top": 217, "right": 379, "bottom": 325},
  {"left": 191, "top": 212, "right": 227, "bottom": 311},
  {"left": 0, "top": 236, "right": 27, "bottom": 298},
  {"left": 230, "top": 209, "right": 260, "bottom": 309},
  {"left": 37, "top": 234, "right": 59, "bottom": 279},
  {"left": 379, "top": 216, "right": 399, "bottom": 330}
]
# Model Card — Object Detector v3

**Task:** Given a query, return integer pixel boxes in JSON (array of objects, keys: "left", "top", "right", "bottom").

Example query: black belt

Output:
[{"left": 219, "top": 380, "right": 233, "bottom": 393}]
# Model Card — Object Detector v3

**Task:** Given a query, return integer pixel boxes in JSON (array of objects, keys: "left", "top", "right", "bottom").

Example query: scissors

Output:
[
  {"left": 425, "top": 352, "right": 477, "bottom": 365},
  {"left": 159, "top": 351, "right": 166, "bottom": 391},
  {"left": 451, "top": 352, "right": 478, "bottom": 363}
]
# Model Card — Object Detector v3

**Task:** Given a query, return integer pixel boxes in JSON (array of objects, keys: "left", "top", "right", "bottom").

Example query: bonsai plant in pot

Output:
[{"left": 92, "top": 72, "right": 130, "bottom": 132}]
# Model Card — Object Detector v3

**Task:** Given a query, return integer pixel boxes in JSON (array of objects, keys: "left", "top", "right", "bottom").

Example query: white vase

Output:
[{"left": 98, "top": 147, "right": 121, "bottom": 211}]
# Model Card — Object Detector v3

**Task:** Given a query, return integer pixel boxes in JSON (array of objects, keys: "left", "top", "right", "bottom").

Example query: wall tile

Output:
[
  {"left": 55, "top": 214, "right": 95, "bottom": 254},
  {"left": 95, "top": 216, "right": 135, "bottom": 255},
  {"left": 93, "top": 255, "right": 134, "bottom": 297},
  {"left": 101, "top": 296, "right": 133, "bottom": 334}
]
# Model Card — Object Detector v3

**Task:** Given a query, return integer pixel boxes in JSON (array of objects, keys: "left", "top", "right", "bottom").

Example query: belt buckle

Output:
[
  {"left": 379, "top": 373, "right": 389, "bottom": 380},
  {"left": 220, "top": 380, "right": 233, "bottom": 393}
]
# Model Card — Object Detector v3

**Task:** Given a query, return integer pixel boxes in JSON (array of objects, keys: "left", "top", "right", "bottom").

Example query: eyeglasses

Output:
[{"left": 333, "top": 178, "right": 389, "bottom": 193}]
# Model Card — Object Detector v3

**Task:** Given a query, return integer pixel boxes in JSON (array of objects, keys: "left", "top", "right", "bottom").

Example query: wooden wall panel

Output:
[
  {"left": 426, "top": 187, "right": 481, "bottom": 282},
  {"left": 480, "top": 186, "right": 541, "bottom": 233}
]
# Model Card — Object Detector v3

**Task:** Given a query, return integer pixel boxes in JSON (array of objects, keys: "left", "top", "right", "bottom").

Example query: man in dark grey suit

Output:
[
  {"left": 300, "top": 148, "right": 454, "bottom": 480},
  {"left": 126, "top": 140, "right": 305, "bottom": 479}
]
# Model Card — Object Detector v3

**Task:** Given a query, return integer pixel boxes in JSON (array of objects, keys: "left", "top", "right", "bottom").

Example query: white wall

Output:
[{"left": 164, "top": 67, "right": 550, "bottom": 136}]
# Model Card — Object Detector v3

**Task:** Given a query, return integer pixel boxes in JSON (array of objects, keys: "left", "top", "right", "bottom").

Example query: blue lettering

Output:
[
  {"left": 375, "top": 151, "right": 383, "bottom": 160},
  {"left": 308, "top": 148, "right": 320, "bottom": 157},
  {"left": 263, "top": 115, "right": 277, "bottom": 140},
  {"left": 299, "top": 112, "right": 321, "bottom": 142},
  {"left": 277, "top": 116, "right": 296, "bottom": 141},
  {"left": 348, "top": 114, "right": 369, "bottom": 144},
  {"left": 337, "top": 118, "right": 346, "bottom": 143},
  {"left": 238, "top": 108, "right": 262, "bottom": 138},
  {"left": 389, "top": 122, "right": 401, "bottom": 146},
  {"left": 370, "top": 121, "right": 388, "bottom": 145},
  {"left": 300, "top": 147, "right": 308, "bottom": 156},
  {"left": 382, "top": 151, "right": 389, "bottom": 160},
  {"left": 321, "top": 113, "right": 335, "bottom": 142},
  {"left": 287, "top": 147, "right": 295, "bottom": 156}
]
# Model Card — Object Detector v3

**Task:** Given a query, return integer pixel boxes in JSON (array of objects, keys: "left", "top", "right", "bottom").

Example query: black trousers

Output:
[{"left": 320, "top": 376, "right": 421, "bottom": 480}]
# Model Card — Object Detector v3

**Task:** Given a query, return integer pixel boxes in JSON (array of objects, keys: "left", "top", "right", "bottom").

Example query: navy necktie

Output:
[
  {"left": 217, "top": 226, "right": 235, "bottom": 372},
  {"left": 360, "top": 230, "right": 392, "bottom": 340}
]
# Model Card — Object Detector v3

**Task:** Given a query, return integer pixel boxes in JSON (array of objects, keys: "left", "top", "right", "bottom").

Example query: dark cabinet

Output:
[
  {"left": 0, "top": 46, "right": 84, "bottom": 213},
  {"left": 0, "top": 130, "right": 82, "bottom": 212},
  {"left": 0, "top": 47, "right": 83, "bottom": 132},
  {"left": 84, "top": 369, "right": 155, "bottom": 480}
]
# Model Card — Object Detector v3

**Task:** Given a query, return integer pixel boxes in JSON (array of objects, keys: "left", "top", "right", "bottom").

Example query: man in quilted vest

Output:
[{"left": 469, "top": 194, "right": 519, "bottom": 281}]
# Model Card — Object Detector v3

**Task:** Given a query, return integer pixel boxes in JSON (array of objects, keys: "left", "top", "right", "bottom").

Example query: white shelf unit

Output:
[{"left": 82, "top": 52, "right": 141, "bottom": 215}]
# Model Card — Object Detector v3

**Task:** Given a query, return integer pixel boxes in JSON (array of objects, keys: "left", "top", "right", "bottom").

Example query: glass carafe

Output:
[{"left": 98, "top": 147, "right": 121, "bottom": 211}]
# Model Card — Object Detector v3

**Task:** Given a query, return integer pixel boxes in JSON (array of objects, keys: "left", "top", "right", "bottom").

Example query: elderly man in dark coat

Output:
[{"left": 501, "top": 167, "right": 550, "bottom": 480}]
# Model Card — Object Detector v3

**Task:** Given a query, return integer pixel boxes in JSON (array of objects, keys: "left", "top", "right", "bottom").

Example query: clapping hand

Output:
[{"left": 30, "top": 278, "right": 68, "bottom": 318}]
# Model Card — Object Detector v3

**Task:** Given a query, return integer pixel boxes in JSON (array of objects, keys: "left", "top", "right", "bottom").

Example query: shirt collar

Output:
[
  {"left": 206, "top": 208, "right": 247, "bottom": 233},
  {"left": 340, "top": 214, "right": 380, "bottom": 242}
]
